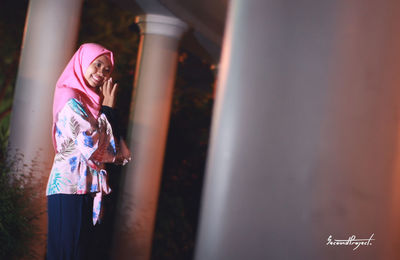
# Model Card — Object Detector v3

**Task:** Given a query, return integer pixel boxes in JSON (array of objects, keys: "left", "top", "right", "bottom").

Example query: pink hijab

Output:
[{"left": 52, "top": 43, "right": 114, "bottom": 151}]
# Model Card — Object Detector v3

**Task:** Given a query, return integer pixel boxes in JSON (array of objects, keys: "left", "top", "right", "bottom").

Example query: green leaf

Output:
[
  {"left": 55, "top": 138, "right": 75, "bottom": 162},
  {"left": 69, "top": 116, "right": 80, "bottom": 138}
]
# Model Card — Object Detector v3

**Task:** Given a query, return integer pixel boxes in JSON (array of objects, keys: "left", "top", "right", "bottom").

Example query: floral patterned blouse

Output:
[{"left": 46, "top": 98, "right": 118, "bottom": 224}]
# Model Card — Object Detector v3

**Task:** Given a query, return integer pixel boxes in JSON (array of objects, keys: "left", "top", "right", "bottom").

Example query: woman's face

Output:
[{"left": 84, "top": 54, "right": 112, "bottom": 88}]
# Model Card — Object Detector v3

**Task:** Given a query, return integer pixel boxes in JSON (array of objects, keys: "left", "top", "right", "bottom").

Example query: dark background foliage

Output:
[
  {"left": 0, "top": 130, "right": 38, "bottom": 259},
  {"left": 0, "top": 0, "right": 28, "bottom": 135},
  {"left": 0, "top": 0, "right": 214, "bottom": 259}
]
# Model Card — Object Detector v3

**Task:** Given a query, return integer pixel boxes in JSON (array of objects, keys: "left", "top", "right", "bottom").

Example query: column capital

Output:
[{"left": 135, "top": 14, "right": 188, "bottom": 39}]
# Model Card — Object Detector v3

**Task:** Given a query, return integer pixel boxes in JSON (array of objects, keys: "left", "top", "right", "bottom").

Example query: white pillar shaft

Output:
[
  {"left": 10, "top": 0, "right": 83, "bottom": 168},
  {"left": 113, "top": 14, "right": 187, "bottom": 260},
  {"left": 195, "top": 0, "right": 400, "bottom": 259},
  {"left": 8, "top": 0, "right": 82, "bottom": 258}
]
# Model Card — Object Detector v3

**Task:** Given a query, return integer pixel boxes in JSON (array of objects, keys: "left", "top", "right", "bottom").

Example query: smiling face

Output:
[{"left": 84, "top": 54, "right": 112, "bottom": 89}]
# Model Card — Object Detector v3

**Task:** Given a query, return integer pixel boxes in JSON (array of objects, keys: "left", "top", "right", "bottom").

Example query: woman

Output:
[{"left": 46, "top": 43, "right": 130, "bottom": 260}]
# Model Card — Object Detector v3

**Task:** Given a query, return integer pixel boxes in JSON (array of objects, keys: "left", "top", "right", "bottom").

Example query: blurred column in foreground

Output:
[
  {"left": 194, "top": 0, "right": 400, "bottom": 259},
  {"left": 8, "top": 0, "right": 83, "bottom": 258},
  {"left": 112, "top": 14, "right": 187, "bottom": 260}
]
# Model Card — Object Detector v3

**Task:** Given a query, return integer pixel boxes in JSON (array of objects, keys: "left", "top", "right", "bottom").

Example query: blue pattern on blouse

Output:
[
  {"left": 55, "top": 125, "right": 62, "bottom": 137},
  {"left": 69, "top": 156, "right": 77, "bottom": 172},
  {"left": 107, "top": 139, "right": 116, "bottom": 155},
  {"left": 69, "top": 99, "right": 88, "bottom": 118},
  {"left": 83, "top": 132, "right": 94, "bottom": 147}
]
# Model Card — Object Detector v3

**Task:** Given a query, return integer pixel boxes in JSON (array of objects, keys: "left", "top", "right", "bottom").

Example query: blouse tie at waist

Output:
[{"left": 93, "top": 169, "right": 111, "bottom": 225}]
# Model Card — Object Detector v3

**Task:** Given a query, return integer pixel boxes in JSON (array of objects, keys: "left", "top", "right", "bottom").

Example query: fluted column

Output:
[
  {"left": 8, "top": 0, "right": 83, "bottom": 258},
  {"left": 194, "top": 0, "right": 400, "bottom": 259},
  {"left": 113, "top": 14, "right": 187, "bottom": 260}
]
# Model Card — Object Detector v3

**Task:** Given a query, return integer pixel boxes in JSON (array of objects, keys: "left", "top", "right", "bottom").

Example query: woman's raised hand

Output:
[{"left": 101, "top": 78, "right": 118, "bottom": 108}]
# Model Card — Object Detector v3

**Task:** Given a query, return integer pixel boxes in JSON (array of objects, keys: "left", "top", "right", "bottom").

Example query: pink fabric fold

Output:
[{"left": 52, "top": 43, "right": 114, "bottom": 151}]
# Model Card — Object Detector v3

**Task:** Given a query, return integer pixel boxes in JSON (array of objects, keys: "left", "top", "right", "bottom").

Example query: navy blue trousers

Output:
[{"left": 47, "top": 194, "right": 94, "bottom": 260}]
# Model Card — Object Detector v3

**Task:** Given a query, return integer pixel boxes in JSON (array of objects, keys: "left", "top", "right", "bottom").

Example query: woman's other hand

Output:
[{"left": 116, "top": 139, "right": 131, "bottom": 165}]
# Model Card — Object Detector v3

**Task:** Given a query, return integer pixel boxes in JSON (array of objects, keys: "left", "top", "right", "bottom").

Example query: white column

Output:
[
  {"left": 194, "top": 0, "right": 400, "bottom": 259},
  {"left": 8, "top": 0, "right": 83, "bottom": 258},
  {"left": 112, "top": 14, "right": 187, "bottom": 260}
]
